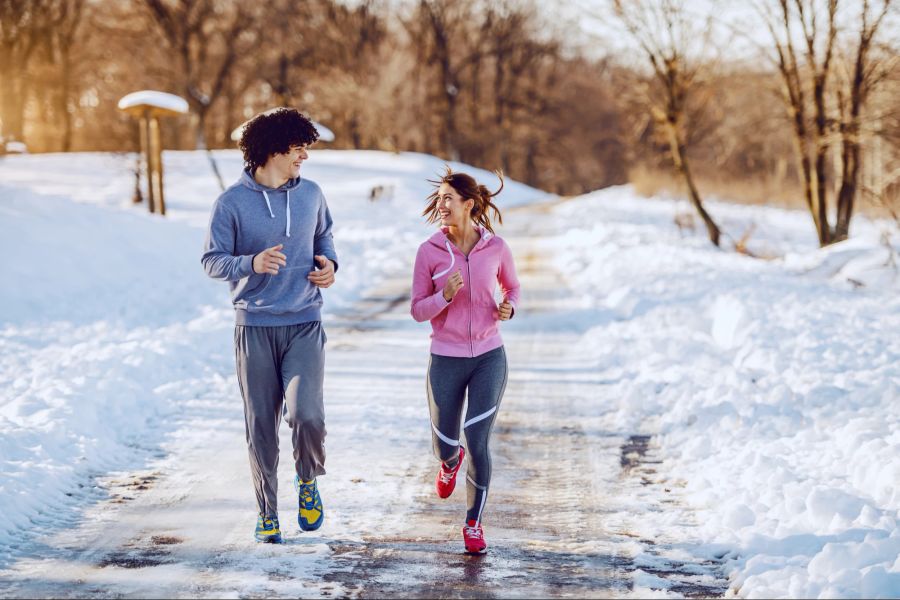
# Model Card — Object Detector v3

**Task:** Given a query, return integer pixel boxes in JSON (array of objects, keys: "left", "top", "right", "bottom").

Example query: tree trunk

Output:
[
  {"left": 193, "top": 105, "right": 208, "bottom": 150},
  {"left": 0, "top": 67, "right": 26, "bottom": 140},
  {"left": 494, "top": 45, "right": 509, "bottom": 173},
  {"left": 834, "top": 137, "right": 859, "bottom": 241},
  {"left": 812, "top": 80, "right": 831, "bottom": 246},
  {"left": 664, "top": 120, "right": 720, "bottom": 246},
  {"left": 786, "top": 98, "right": 822, "bottom": 245},
  {"left": 834, "top": 26, "right": 874, "bottom": 243},
  {"left": 60, "top": 51, "right": 73, "bottom": 152},
  {"left": 424, "top": 2, "right": 460, "bottom": 161},
  {"left": 443, "top": 75, "right": 459, "bottom": 161},
  {"left": 275, "top": 53, "right": 290, "bottom": 106}
]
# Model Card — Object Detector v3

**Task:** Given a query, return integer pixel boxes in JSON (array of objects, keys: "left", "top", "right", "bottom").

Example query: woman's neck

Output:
[{"left": 446, "top": 222, "right": 479, "bottom": 253}]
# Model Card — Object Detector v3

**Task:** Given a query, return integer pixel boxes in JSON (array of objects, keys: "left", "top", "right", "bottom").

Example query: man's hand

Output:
[
  {"left": 443, "top": 270, "right": 464, "bottom": 302},
  {"left": 308, "top": 255, "right": 335, "bottom": 288},
  {"left": 498, "top": 301, "right": 513, "bottom": 321},
  {"left": 253, "top": 244, "right": 286, "bottom": 275}
]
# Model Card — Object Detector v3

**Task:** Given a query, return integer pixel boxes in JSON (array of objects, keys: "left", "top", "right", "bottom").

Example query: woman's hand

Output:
[
  {"left": 498, "top": 301, "right": 513, "bottom": 321},
  {"left": 443, "top": 270, "right": 464, "bottom": 302}
]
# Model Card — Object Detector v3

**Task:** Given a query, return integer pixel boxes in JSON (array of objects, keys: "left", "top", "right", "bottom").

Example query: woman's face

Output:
[{"left": 436, "top": 183, "right": 473, "bottom": 228}]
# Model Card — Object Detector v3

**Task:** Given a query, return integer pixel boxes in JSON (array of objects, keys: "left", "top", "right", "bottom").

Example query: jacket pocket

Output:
[
  {"left": 247, "top": 263, "right": 317, "bottom": 314},
  {"left": 233, "top": 273, "right": 267, "bottom": 307}
]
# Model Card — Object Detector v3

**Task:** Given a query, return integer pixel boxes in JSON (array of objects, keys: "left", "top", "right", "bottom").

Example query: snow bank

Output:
[{"left": 544, "top": 186, "right": 900, "bottom": 598}]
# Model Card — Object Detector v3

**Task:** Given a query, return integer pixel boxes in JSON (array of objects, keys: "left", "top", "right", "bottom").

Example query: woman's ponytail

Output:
[
  {"left": 424, "top": 166, "right": 505, "bottom": 233},
  {"left": 472, "top": 174, "right": 504, "bottom": 234}
]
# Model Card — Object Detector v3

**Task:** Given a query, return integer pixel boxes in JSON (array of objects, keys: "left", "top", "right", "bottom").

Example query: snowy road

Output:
[
  {"left": 3, "top": 150, "right": 897, "bottom": 598},
  {"left": 0, "top": 200, "right": 728, "bottom": 598}
]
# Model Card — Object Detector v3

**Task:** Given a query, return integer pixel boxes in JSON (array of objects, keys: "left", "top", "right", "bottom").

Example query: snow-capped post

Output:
[{"left": 117, "top": 91, "right": 189, "bottom": 216}]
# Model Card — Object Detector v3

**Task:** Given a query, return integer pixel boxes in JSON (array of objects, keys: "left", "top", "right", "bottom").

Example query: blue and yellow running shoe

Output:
[
  {"left": 294, "top": 476, "right": 324, "bottom": 531},
  {"left": 255, "top": 514, "right": 282, "bottom": 543}
]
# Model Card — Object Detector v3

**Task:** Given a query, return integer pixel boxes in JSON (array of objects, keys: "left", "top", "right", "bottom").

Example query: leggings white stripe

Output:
[
  {"left": 467, "top": 476, "right": 489, "bottom": 524},
  {"left": 463, "top": 406, "right": 497, "bottom": 429},
  {"left": 475, "top": 489, "right": 488, "bottom": 525},
  {"left": 466, "top": 475, "right": 486, "bottom": 490},
  {"left": 431, "top": 421, "right": 459, "bottom": 447}
]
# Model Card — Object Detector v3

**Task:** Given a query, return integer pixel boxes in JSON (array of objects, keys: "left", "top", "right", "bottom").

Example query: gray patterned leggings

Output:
[{"left": 426, "top": 346, "right": 508, "bottom": 524}]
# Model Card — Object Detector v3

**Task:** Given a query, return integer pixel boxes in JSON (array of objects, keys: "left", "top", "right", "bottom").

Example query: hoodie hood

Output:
[
  {"left": 427, "top": 226, "right": 494, "bottom": 249},
  {"left": 427, "top": 226, "right": 495, "bottom": 281},
  {"left": 239, "top": 168, "right": 305, "bottom": 237},
  {"left": 238, "top": 167, "right": 305, "bottom": 193}
]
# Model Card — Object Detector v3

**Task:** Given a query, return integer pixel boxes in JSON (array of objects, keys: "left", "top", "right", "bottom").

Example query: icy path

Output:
[{"left": 0, "top": 201, "right": 727, "bottom": 598}]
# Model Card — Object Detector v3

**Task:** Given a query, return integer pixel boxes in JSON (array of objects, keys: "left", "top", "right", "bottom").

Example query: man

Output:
[{"left": 202, "top": 108, "right": 337, "bottom": 543}]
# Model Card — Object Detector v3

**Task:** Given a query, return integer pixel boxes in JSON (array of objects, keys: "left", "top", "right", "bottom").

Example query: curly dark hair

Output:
[{"left": 238, "top": 108, "right": 320, "bottom": 172}]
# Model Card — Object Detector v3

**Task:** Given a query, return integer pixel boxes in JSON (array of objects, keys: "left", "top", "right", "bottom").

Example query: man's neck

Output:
[{"left": 254, "top": 165, "right": 290, "bottom": 189}]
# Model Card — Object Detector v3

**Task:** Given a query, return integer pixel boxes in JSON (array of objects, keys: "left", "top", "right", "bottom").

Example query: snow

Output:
[
  {"left": 313, "top": 122, "right": 336, "bottom": 143},
  {"left": 117, "top": 91, "right": 189, "bottom": 114},
  {"left": 0, "top": 149, "right": 898, "bottom": 598},
  {"left": 534, "top": 186, "right": 900, "bottom": 598}
]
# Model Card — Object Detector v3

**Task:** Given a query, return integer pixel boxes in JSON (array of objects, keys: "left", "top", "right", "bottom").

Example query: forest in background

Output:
[{"left": 2, "top": 0, "right": 899, "bottom": 241}]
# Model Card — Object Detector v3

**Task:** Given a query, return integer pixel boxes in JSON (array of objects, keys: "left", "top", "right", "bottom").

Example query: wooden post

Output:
[
  {"left": 143, "top": 112, "right": 156, "bottom": 214},
  {"left": 117, "top": 91, "right": 189, "bottom": 217},
  {"left": 133, "top": 119, "right": 145, "bottom": 204},
  {"left": 149, "top": 115, "right": 165, "bottom": 215}
]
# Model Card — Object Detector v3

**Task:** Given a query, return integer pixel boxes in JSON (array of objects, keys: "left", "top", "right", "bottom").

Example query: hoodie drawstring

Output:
[
  {"left": 432, "top": 241, "right": 456, "bottom": 280},
  {"left": 261, "top": 189, "right": 291, "bottom": 237},
  {"left": 262, "top": 190, "right": 275, "bottom": 219},
  {"left": 285, "top": 189, "right": 291, "bottom": 237}
]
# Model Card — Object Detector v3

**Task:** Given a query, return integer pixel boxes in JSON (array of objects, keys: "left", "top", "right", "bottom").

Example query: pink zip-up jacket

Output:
[{"left": 411, "top": 227, "right": 521, "bottom": 358}]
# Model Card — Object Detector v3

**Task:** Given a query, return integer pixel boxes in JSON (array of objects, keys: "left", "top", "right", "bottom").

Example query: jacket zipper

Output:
[{"left": 466, "top": 255, "right": 474, "bottom": 357}]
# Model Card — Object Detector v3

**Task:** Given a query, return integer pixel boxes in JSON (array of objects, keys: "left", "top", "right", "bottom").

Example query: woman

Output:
[{"left": 410, "top": 167, "right": 521, "bottom": 554}]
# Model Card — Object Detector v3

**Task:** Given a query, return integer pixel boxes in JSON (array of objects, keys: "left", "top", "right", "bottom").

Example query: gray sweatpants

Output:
[
  {"left": 234, "top": 322, "right": 327, "bottom": 518},
  {"left": 427, "top": 346, "right": 508, "bottom": 525}
]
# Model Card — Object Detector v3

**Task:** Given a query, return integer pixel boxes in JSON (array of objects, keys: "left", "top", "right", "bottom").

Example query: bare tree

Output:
[
  {"left": 140, "top": 0, "right": 261, "bottom": 149},
  {"left": 485, "top": 1, "right": 559, "bottom": 176},
  {"left": 404, "top": 0, "right": 472, "bottom": 161},
  {"left": 759, "top": 0, "right": 897, "bottom": 245},
  {"left": 0, "top": 0, "right": 57, "bottom": 143},
  {"left": 46, "top": 0, "right": 87, "bottom": 151},
  {"left": 757, "top": 0, "right": 835, "bottom": 244},
  {"left": 613, "top": 0, "right": 722, "bottom": 246},
  {"left": 833, "top": 0, "right": 895, "bottom": 240}
]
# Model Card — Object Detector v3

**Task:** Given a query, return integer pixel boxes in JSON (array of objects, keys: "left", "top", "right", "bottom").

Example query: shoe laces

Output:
[
  {"left": 438, "top": 466, "right": 456, "bottom": 484},
  {"left": 464, "top": 523, "right": 483, "bottom": 540},
  {"left": 298, "top": 481, "right": 317, "bottom": 506}
]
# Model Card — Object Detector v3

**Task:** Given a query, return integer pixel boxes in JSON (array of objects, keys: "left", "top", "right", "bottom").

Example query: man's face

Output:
[{"left": 268, "top": 144, "right": 309, "bottom": 179}]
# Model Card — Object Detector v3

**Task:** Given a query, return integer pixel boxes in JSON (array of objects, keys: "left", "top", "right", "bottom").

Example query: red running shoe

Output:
[
  {"left": 462, "top": 519, "right": 487, "bottom": 554},
  {"left": 436, "top": 447, "right": 465, "bottom": 498}
]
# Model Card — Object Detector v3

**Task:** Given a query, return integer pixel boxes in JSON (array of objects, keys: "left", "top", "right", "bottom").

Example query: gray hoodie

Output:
[{"left": 202, "top": 168, "right": 338, "bottom": 326}]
